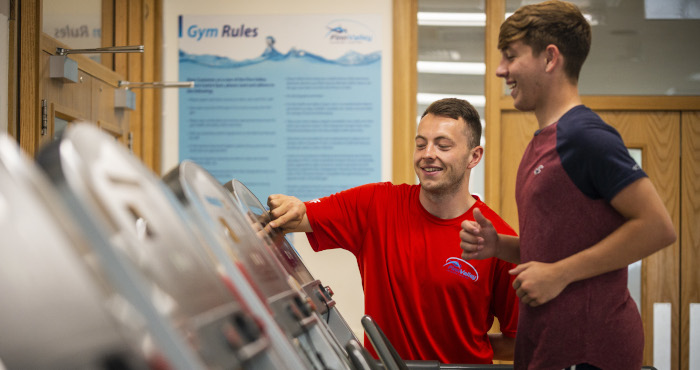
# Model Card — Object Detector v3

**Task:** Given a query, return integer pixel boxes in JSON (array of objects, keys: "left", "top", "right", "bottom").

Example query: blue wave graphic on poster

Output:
[{"left": 179, "top": 36, "right": 381, "bottom": 68}]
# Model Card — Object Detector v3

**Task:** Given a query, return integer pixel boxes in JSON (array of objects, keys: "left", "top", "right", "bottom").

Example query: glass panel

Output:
[
  {"left": 53, "top": 117, "right": 69, "bottom": 141},
  {"left": 505, "top": 0, "right": 700, "bottom": 95},
  {"left": 43, "top": 0, "right": 102, "bottom": 63},
  {"left": 418, "top": 0, "right": 486, "bottom": 118},
  {"left": 627, "top": 148, "right": 643, "bottom": 313},
  {"left": 417, "top": 0, "right": 486, "bottom": 198}
]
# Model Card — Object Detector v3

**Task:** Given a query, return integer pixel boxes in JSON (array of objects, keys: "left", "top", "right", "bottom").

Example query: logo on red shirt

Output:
[{"left": 443, "top": 257, "right": 479, "bottom": 282}]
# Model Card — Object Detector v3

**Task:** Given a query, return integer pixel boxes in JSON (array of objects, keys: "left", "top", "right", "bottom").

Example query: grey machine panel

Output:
[
  {"left": 226, "top": 179, "right": 359, "bottom": 348},
  {"left": 34, "top": 123, "right": 299, "bottom": 370},
  {"left": 0, "top": 134, "right": 151, "bottom": 370},
  {"left": 163, "top": 160, "right": 353, "bottom": 370}
]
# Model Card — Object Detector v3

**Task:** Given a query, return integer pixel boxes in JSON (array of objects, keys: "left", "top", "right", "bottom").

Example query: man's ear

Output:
[
  {"left": 467, "top": 146, "right": 484, "bottom": 169},
  {"left": 544, "top": 44, "right": 561, "bottom": 73}
]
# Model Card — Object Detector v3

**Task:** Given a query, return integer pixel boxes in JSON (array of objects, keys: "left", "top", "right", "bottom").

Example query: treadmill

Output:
[
  {"left": 0, "top": 134, "right": 155, "bottom": 370},
  {"left": 225, "top": 179, "right": 518, "bottom": 370},
  {"left": 226, "top": 178, "right": 359, "bottom": 348},
  {"left": 34, "top": 123, "right": 308, "bottom": 370},
  {"left": 163, "top": 160, "right": 353, "bottom": 370}
]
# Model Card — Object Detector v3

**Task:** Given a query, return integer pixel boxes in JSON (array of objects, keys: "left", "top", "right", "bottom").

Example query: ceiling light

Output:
[
  {"left": 418, "top": 12, "right": 486, "bottom": 27},
  {"left": 417, "top": 61, "right": 485, "bottom": 75},
  {"left": 418, "top": 12, "right": 596, "bottom": 27},
  {"left": 417, "top": 93, "right": 485, "bottom": 107}
]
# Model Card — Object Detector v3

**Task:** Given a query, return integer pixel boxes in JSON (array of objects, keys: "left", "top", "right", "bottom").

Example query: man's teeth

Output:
[{"left": 425, "top": 168, "right": 441, "bottom": 172}]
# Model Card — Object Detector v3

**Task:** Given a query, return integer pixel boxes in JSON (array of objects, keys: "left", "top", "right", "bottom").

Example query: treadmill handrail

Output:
[{"left": 361, "top": 315, "right": 409, "bottom": 370}]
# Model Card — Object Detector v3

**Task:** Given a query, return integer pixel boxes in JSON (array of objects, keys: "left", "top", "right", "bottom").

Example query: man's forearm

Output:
[
  {"left": 496, "top": 234, "right": 521, "bottom": 264},
  {"left": 555, "top": 216, "right": 675, "bottom": 287}
]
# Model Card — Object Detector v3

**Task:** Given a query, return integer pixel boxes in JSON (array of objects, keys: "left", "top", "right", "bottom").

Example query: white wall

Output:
[{"left": 161, "top": 0, "right": 393, "bottom": 341}]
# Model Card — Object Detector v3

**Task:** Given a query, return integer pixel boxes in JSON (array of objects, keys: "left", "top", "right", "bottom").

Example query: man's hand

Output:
[
  {"left": 460, "top": 208, "right": 498, "bottom": 260},
  {"left": 267, "top": 194, "right": 311, "bottom": 233},
  {"left": 509, "top": 262, "right": 568, "bottom": 307}
]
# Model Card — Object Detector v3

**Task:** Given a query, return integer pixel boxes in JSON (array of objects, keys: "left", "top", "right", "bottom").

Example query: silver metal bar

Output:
[
  {"left": 118, "top": 81, "right": 195, "bottom": 89},
  {"left": 56, "top": 45, "right": 144, "bottom": 56}
]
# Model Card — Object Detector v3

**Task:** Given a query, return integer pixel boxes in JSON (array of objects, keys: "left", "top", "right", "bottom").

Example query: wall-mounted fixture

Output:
[
  {"left": 115, "top": 81, "right": 195, "bottom": 110},
  {"left": 50, "top": 45, "right": 144, "bottom": 83}
]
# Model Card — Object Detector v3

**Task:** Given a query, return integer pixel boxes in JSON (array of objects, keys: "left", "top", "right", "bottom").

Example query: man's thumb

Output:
[{"left": 473, "top": 208, "right": 490, "bottom": 227}]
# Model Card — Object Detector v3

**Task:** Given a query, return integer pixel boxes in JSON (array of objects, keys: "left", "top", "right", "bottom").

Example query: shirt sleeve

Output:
[
  {"left": 557, "top": 114, "right": 647, "bottom": 202},
  {"left": 304, "top": 182, "right": 382, "bottom": 256},
  {"left": 491, "top": 258, "right": 519, "bottom": 337}
]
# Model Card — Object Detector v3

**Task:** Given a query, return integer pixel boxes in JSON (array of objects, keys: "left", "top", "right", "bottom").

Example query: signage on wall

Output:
[
  {"left": 43, "top": 1, "right": 102, "bottom": 63},
  {"left": 178, "top": 14, "right": 382, "bottom": 201}
]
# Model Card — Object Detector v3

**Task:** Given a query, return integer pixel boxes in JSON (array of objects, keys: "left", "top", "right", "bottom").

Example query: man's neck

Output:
[
  {"left": 419, "top": 186, "right": 476, "bottom": 220},
  {"left": 535, "top": 80, "right": 582, "bottom": 129}
]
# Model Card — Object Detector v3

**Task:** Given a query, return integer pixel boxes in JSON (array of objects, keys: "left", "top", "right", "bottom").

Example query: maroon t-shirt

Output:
[{"left": 515, "top": 105, "right": 647, "bottom": 370}]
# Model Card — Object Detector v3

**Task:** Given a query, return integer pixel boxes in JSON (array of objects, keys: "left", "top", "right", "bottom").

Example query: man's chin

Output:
[
  {"left": 419, "top": 181, "right": 443, "bottom": 193},
  {"left": 513, "top": 99, "right": 535, "bottom": 112}
]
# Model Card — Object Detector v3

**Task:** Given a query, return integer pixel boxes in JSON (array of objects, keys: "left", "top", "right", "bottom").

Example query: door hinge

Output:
[{"left": 41, "top": 99, "right": 47, "bottom": 136}]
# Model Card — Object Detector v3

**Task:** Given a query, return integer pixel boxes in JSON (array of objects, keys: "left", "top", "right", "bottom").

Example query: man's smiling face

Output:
[{"left": 414, "top": 113, "right": 472, "bottom": 196}]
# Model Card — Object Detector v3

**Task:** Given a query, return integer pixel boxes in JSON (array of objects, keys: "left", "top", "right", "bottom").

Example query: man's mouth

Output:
[{"left": 423, "top": 167, "right": 442, "bottom": 173}]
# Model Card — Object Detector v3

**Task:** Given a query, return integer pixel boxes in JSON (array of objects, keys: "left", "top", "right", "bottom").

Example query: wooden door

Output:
[
  {"left": 16, "top": 0, "right": 162, "bottom": 171},
  {"left": 39, "top": 35, "right": 129, "bottom": 147},
  {"left": 681, "top": 112, "right": 700, "bottom": 370},
  {"left": 498, "top": 110, "right": 682, "bottom": 368},
  {"left": 39, "top": 49, "right": 93, "bottom": 147}
]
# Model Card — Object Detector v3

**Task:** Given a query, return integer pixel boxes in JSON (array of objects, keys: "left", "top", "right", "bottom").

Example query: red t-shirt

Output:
[{"left": 305, "top": 182, "right": 519, "bottom": 364}]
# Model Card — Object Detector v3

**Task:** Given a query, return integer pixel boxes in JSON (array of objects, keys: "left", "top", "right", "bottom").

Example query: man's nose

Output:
[
  {"left": 496, "top": 59, "right": 508, "bottom": 78},
  {"left": 423, "top": 144, "right": 436, "bottom": 158}
]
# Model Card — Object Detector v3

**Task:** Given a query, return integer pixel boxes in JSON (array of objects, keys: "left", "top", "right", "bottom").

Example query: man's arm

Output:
[
  {"left": 510, "top": 177, "right": 677, "bottom": 306},
  {"left": 267, "top": 194, "right": 312, "bottom": 233},
  {"left": 488, "top": 333, "right": 515, "bottom": 361},
  {"left": 460, "top": 208, "right": 521, "bottom": 264}
]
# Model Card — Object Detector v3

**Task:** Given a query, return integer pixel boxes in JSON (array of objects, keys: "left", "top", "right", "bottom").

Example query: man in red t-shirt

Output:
[{"left": 268, "top": 98, "right": 519, "bottom": 364}]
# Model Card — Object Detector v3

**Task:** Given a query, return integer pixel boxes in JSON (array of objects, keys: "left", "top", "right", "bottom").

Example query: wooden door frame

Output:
[
  {"left": 392, "top": 0, "right": 417, "bottom": 185},
  {"left": 391, "top": 0, "right": 700, "bottom": 196},
  {"left": 17, "top": 0, "right": 41, "bottom": 155},
  {"left": 15, "top": 0, "right": 162, "bottom": 171}
]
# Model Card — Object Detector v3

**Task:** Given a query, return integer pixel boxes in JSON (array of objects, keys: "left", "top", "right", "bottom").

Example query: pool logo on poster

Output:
[
  {"left": 443, "top": 257, "right": 479, "bottom": 282},
  {"left": 325, "top": 20, "right": 374, "bottom": 43}
]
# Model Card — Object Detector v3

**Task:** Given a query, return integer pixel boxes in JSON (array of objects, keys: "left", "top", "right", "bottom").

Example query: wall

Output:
[
  {"left": 0, "top": 0, "right": 9, "bottom": 134},
  {"left": 161, "top": 0, "right": 394, "bottom": 340}
]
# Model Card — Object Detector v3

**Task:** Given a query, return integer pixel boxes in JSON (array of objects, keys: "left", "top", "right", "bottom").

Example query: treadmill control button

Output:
[
  {"left": 293, "top": 295, "right": 312, "bottom": 317},
  {"left": 226, "top": 312, "right": 262, "bottom": 350},
  {"left": 286, "top": 302, "right": 304, "bottom": 321},
  {"left": 305, "top": 296, "right": 317, "bottom": 313},
  {"left": 222, "top": 320, "right": 244, "bottom": 350}
]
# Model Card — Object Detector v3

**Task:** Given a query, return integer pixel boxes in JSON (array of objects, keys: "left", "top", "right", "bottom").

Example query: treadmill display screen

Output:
[{"left": 229, "top": 179, "right": 314, "bottom": 285}]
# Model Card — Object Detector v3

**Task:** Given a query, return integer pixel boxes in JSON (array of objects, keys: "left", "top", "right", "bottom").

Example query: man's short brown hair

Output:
[
  {"left": 498, "top": 0, "right": 591, "bottom": 83},
  {"left": 421, "top": 98, "right": 481, "bottom": 149}
]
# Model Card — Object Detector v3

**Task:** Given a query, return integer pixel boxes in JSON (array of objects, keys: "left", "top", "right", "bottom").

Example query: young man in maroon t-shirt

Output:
[{"left": 459, "top": 2, "right": 676, "bottom": 369}]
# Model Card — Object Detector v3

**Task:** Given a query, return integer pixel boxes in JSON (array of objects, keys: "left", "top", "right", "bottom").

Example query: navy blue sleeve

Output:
[{"left": 556, "top": 106, "right": 647, "bottom": 202}]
